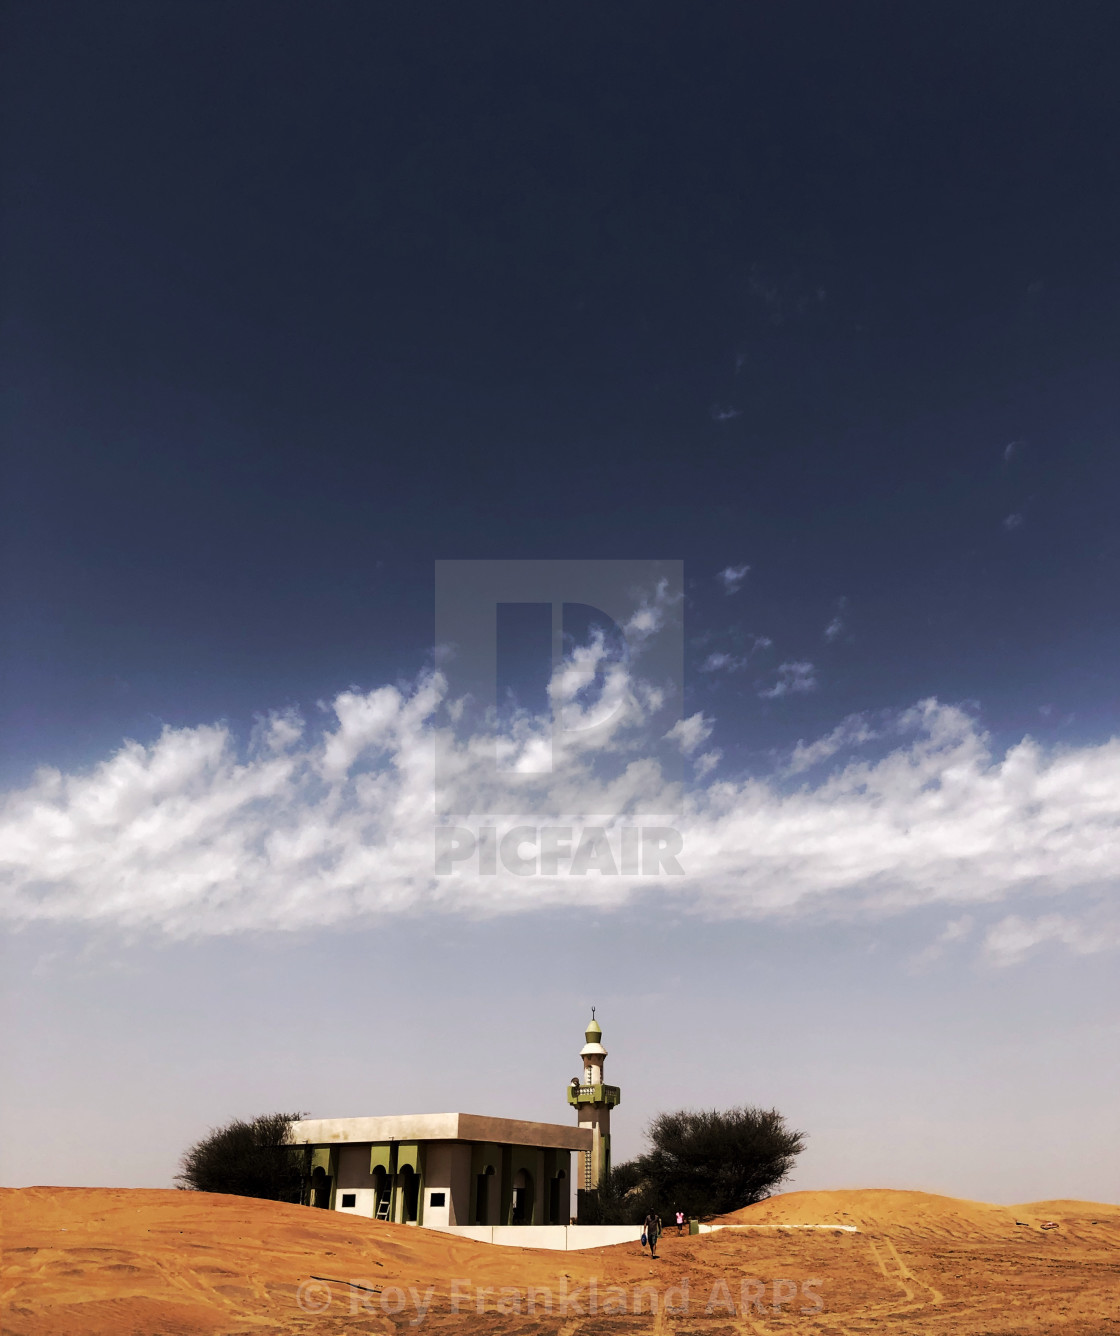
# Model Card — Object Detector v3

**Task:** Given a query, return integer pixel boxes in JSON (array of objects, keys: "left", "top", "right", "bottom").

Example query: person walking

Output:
[
  {"left": 675, "top": 1209, "right": 685, "bottom": 1235},
  {"left": 643, "top": 1210, "right": 661, "bottom": 1259}
]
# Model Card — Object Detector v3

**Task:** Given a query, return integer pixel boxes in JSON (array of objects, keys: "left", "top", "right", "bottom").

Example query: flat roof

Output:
[{"left": 290, "top": 1112, "right": 592, "bottom": 1152}]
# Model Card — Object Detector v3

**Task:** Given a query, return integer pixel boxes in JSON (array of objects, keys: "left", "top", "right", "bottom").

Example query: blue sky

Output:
[{"left": 1, "top": 2, "right": 1118, "bottom": 1202}]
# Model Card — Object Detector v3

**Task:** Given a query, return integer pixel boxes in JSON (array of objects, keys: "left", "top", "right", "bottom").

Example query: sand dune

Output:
[
  {"left": 717, "top": 1187, "right": 1120, "bottom": 1240},
  {"left": 3, "top": 1185, "right": 1118, "bottom": 1334}
]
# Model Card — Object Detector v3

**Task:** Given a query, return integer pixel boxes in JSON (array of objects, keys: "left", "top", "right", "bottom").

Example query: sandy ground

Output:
[{"left": 3, "top": 1185, "right": 1118, "bottom": 1335}]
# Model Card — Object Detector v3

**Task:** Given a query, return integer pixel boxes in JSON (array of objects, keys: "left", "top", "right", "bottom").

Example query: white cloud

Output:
[
  {"left": 3, "top": 666, "right": 1120, "bottom": 962},
  {"left": 1003, "top": 440, "right": 1023, "bottom": 464},
  {"left": 541, "top": 580, "right": 679, "bottom": 742},
  {"left": 787, "top": 714, "right": 877, "bottom": 774},
  {"left": 759, "top": 661, "right": 818, "bottom": 699},
  {"left": 824, "top": 596, "right": 848, "bottom": 643},
  {"left": 664, "top": 713, "right": 714, "bottom": 756},
  {"left": 700, "top": 635, "right": 770, "bottom": 673},
  {"left": 1003, "top": 512, "right": 1025, "bottom": 531},
  {"left": 983, "top": 912, "right": 1120, "bottom": 966},
  {"left": 940, "top": 914, "right": 975, "bottom": 944},
  {"left": 254, "top": 709, "right": 304, "bottom": 752},
  {"left": 623, "top": 578, "right": 678, "bottom": 643},
  {"left": 717, "top": 565, "right": 750, "bottom": 594},
  {"left": 909, "top": 914, "right": 975, "bottom": 969},
  {"left": 700, "top": 651, "right": 748, "bottom": 674},
  {"left": 710, "top": 405, "right": 742, "bottom": 422}
]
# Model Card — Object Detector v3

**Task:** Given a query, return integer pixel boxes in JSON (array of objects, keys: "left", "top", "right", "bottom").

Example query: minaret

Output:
[{"left": 567, "top": 1009, "right": 621, "bottom": 1218}]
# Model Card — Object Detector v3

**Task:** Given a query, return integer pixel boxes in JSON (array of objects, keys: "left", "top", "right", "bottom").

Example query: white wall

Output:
[
  {"left": 424, "top": 1224, "right": 645, "bottom": 1251},
  {"left": 335, "top": 1187, "right": 376, "bottom": 1217}
]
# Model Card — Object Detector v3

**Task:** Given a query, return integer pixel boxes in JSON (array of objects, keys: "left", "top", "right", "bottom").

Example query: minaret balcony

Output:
[{"left": 567, "top": 1083, "right": 621, "bottom": 1107}]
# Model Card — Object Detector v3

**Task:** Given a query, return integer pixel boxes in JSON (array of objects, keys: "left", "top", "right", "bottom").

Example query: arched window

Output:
[{"left": 511, "top": 1168, "right": 534, "bottom": 1225}]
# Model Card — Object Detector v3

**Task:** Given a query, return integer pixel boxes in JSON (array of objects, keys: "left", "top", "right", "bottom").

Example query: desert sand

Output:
[{"left": 3, "top": 1185, "right": 1118, "bottom": 1334}]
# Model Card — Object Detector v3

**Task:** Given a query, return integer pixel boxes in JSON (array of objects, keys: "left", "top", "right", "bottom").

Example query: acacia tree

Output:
[
  {"left": 175, "top": 1112, "right": 308, "bottom": 1203},
  {"left": 584, "top": 1159, "right": 647, "bottom": 1225},
  {"left": 609, "top": 1105, "right": 806, "bottom": 1222}
]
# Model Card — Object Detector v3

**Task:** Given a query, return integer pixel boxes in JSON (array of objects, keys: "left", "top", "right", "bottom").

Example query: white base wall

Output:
[
  {"left": 425, "top": 1224, "right": 644, "bottom": 1251},
  {"left": 334, "top": 1188, "right": 376, "bottom": 1218},
  {"left": 424, "top": 1187, "right": 451, "bottom": 1227}
]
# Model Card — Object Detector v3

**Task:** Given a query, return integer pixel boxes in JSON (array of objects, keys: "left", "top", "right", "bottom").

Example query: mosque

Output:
[{"left": 290, "top": 1013, "right": 619, "bottom": 1226}]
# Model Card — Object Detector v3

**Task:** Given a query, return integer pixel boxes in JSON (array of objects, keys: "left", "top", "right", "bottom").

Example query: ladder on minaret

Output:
[{"left": 375, "top": 1194, "right": 391, "bottom": 1221}]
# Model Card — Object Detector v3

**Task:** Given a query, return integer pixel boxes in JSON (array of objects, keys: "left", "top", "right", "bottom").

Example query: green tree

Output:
[
  {"left": 175, "top": 1111, "right": 308, "bottom": 1203},
  {"left": 575, "top": 1163, "right": 641, "bottom": 1224},
  {"left": 612, "top": 1105, "right": 806, "bottom": 1221}
]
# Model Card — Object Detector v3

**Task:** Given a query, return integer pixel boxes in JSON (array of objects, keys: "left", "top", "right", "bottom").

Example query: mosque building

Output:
[{"left": 290, "top": 1012, "right": 619, "bottom": 1227}]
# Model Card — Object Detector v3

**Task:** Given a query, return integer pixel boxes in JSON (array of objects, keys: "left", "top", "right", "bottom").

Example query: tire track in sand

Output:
[{"left": 867, "top": 1234, "right": 944, "bottom": 1308}]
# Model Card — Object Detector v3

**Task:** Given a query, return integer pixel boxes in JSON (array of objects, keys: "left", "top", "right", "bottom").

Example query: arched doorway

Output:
[
  {"left": 309, "top": 1165, "right": 332, "bottom": 1209},
  {"left": 511, "top": 1168, "right": 534, "bottom": 1225},
  {"left": 372, "top": 1166, "right": 390, "bottom": 1220},
  {"left": 398, "top": 1165, "right": 420, "bottom": 1223}
]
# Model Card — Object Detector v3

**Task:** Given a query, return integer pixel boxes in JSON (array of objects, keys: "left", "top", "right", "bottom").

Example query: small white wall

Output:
[
  {"left": 424, "top": 1187, "right": 451, "bottom": 1227},
  {"left": 491, "top": 1225, "right": 568, "bottom": 1250},
  {"left": 430, "top": 1224, "right": 493, "bottom": 1244},
  {"left": 335, "top": 1188, "right": 376, "bottom": 1217},
  {"left": 564, "top": 1225, "right": 644, "bottom": 1250},
  {"left": 423, "top": 1224, "right": 645, "bottom": 1251}
]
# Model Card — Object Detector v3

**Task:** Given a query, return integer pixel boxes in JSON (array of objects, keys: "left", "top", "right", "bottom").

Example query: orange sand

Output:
[
  {"left": 3, "top": 1185, "right": 1119, "bottom": 1334},
  {"left": 717, "top": 1186, "right": 1118, "bottom": 1237}
]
